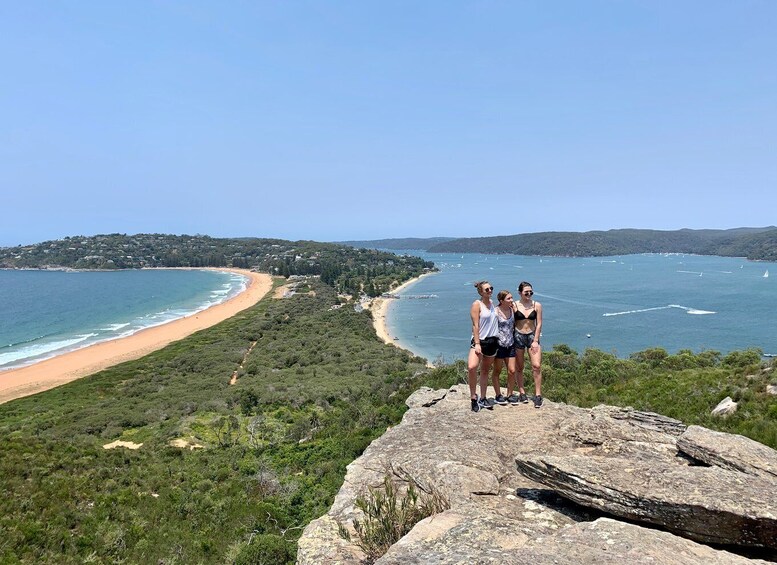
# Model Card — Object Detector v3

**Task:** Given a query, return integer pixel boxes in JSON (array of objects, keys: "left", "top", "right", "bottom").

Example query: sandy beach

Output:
[
  {"left": 368, "top": 272, "right": 437, "bottom": 364},
  {"left": 0, "top": 269, "right": 273, "bottom": 405}
]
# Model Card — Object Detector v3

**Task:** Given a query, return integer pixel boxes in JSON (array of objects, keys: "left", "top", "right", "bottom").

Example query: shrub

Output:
[
  {"left": 234, "top": 534, "right": 294, "bottom": 565},
  {"left": 339, "top": 469, "right": 449, "bottom": 564}
]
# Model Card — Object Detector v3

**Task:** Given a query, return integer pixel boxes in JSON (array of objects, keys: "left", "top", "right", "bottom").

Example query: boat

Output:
[
  {"left": 764, "top": 270, "right": 769, "bottom": 278},
  {"left": 586, "top": 334, "right": 591, "bottom": 338}
]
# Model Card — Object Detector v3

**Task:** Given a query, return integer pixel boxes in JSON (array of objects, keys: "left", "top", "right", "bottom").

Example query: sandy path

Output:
[{"left": 0, "top": 269, "right": 273, "bottom": 404}]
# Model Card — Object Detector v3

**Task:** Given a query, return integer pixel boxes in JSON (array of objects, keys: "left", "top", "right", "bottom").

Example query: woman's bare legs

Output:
[
  {"left": 529, "top": 345, "right": 542, "bottom": 396},
  {"left": 515, "top": 349, "right": 527, "bottom": 396},
  {"left": 480, "top": 356, "right": 495, "bottom": 399},
  {"left": 467, "top": 348, "right": 481, "bottom": 399},
  {"left": 505, "top": 356, "right": 517, "bottom": 397},
  {"left": 491, "top": 358, "right": 504, "bottom": 397}
]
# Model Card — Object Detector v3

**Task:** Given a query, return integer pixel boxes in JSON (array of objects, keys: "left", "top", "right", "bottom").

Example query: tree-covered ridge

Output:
[
  {"left": 342, "top": 227, "right": 777, "bottom": 260},
  {"left": 427, "top": 227, "right": 777, "bottom": 260},
  {"left": 0, "top": 233, "right": 435, "bottom": 297},
  {"left": 338, "top": 237, "right": 457, "bottom": 250}
]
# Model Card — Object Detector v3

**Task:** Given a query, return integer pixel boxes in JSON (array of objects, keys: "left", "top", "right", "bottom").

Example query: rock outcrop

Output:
[
  {"left": 297, "top": 385, "right": 777, "bottom": 564},
  {"left": 712, "top": 395, "right": 738, "bottom": 417}
]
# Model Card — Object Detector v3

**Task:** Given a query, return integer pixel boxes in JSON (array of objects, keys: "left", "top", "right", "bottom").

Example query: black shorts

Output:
[{"left": 471, "top": 336, "right": 498, "bottom": 357}]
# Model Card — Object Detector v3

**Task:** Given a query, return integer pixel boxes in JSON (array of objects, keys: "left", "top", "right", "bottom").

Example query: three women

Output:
[{"left": 469, "top": 280, "right": 543, "bottom": 411}]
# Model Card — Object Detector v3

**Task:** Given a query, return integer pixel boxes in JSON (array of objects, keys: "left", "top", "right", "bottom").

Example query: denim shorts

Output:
[
  {"left": 496, "top": 345, "right": 516, "bottom": 359},
  {"left": 514, "top": 332, "right": 536, "bottom": 350}
]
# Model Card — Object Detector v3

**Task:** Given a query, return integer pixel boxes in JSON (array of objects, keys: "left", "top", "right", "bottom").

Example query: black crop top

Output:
[{"left": 515, "top": 303, "right": 537, "bottom": 321}]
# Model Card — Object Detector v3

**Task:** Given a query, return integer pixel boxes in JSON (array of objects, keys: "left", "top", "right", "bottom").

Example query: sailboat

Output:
[{"left": 764, "top": 270, "right": 770, "bottom": 278}]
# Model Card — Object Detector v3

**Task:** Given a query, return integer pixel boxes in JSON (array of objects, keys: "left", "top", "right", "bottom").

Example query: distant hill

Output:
[
  {"left": 338, "top": 237, "right": 457, "bottom": 250},
  {"left": 0, "top": 233, "right": 435, "bottom": 297},
  {"left": 426, "top": 227, "right": 777, "bottom": 260}
]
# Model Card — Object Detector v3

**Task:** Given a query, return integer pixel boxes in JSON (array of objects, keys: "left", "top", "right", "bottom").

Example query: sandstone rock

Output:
[
  {"left": 404, "top": 386, "right": 449, "bottom": 409},
  {"left": 513, "top": 518, "right": 770, "bottom": 565},
  {"left": 677, "top": 425, "right": 777, "bottom": 479},
  {"left": 767, "top": 384, "right": 777, "bottom": 395},
  {"left": 514, "top": 453, "right": 777, "bottom": 550},
  {"left": 296, "top": 515, "right": 365, "bottom": 565},
  {"left": 374, "top": 514, "right": 772, "bottom": 564},
  {"left": 559, "top": 405, "right": 686, "bottom": 464},
  {"left": 297, "top": 385, "right": 775, "bottom": 564},
  {"left": 712, "top": 396, "right": 738, "bottom": 417}
]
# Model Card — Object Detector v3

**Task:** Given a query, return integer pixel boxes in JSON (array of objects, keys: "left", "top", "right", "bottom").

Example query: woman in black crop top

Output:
[{"left": 514, "top": 281, "right": 544, "bottom": 408}]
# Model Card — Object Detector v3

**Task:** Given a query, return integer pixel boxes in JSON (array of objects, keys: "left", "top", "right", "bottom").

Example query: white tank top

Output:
[{"left": 476, "top": 301, "right": 498, "bottom": 340}]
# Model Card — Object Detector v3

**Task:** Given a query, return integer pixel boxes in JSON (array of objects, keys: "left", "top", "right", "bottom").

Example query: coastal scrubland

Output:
[
  {"left": 0, "top": 279, "right": 450, "bottom": 563},
  {"left": 1, "top": 276, "right": 774, "bottom": 563}
]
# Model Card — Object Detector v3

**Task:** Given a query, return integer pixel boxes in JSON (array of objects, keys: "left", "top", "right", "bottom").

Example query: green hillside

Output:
[
  {"left": 428, "top": 227, "right": 777, "bottom": 259},
  {"left": 1, "top": 277, "right": 775, "bottom": 563}
]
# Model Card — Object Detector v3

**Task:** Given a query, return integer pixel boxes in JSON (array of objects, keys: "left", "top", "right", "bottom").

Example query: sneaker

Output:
[
  {"left": 478, "top": 397, "right": 495, "bottom": 410},
  {"left": 507, "top": 394, "right": 520, "bottom": 405},
  {"left": 494, "top": 394, "right": 508, "bottom": 406},
  {"left": 519, "top": 392, "right": 529, "bottom": 404},
  {"left": 471, "top": 396, "right": 480, "bottom": 413},
  {"left": 533, "top": 395, "right": 543, "bottom": 409}
]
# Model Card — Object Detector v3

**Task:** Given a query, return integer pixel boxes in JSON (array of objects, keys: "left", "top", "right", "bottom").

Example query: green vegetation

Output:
[
  {"left": 1, "top": 274, "right": 775, "bottom": 563},
  {"left": 338, "top": 469, "right": 450, "bottom": 564},
  {"left": 532, "top": 344, "right": 777, "bottom": 448},
  {"left": 339, "top": 237, "right": 456, "bottom": 250},
  {"left": 0, "top": 279, "right": 449, "bottom": 564},
  {"left": 0, "top": 233, "right": 435, "bottom": 297},
  {"left": 349, "top": 227, "right": 777, "bottom": 260}
]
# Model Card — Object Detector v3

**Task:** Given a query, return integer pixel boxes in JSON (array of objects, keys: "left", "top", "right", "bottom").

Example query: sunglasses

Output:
[
  {"left": 522, "top": 290, "right": 534, "bottom": 296},
  {"left": 482, "top": 286, "right": 493, "bottom": 292}
]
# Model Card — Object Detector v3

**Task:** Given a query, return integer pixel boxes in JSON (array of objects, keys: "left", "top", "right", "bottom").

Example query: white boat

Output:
[{"left": 765, "top": 270, "right": 770, "bottom": 278}]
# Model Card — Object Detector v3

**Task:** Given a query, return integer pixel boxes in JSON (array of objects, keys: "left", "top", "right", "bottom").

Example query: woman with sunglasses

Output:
[
  {"left": 514, "top": 281, "right": 544, "bottom": 408},
  {"left": 468, "top": 280, "right": 499, "bottom": 412}
]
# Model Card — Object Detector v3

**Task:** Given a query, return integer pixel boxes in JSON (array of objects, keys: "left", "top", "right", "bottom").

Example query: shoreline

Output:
[
  {"left": 367, "top": 272, "right": 437, "bottom": 366},
  {"left": 0, "top": 269, "right": 273, "bottom": 405}
]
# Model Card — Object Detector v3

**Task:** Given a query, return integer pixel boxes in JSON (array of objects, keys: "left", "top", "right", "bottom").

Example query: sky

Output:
[{"left": 2, "top": 1, "right": 776, "bottom": 247}]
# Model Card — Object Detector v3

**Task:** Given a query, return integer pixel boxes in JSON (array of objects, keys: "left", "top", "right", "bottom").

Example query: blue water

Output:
[
  {"left": 0, "top": 269, "right": 247, "bottom": 370},
  {"left": 385, "top": 253, "right": 777, "bottom": 362}
]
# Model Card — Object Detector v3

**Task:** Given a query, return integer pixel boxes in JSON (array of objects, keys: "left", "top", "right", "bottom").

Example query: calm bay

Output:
[{"left": 385, "top": 252, "right": 776, "bottom": 362}]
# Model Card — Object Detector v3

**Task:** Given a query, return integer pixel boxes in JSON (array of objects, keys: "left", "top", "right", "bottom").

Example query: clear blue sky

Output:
[{"left": 2, "top": 2, "right": 776, "bottom": 246}]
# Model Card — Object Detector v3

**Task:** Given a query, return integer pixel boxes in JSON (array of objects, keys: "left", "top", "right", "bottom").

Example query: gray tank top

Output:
[{"left": 476, "top": 301, "right": 498, "bottom": 340}]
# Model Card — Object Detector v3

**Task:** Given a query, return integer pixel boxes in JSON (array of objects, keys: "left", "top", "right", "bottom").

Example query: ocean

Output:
[
  {"left": 0, "top": 269, "right": 247, "bottom": 370},
  {"left": 384, "top": 253, "right": 776, "bottom": 363}
]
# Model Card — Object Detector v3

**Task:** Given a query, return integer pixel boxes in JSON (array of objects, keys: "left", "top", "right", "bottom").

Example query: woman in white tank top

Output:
[{"left": 468, "top": 280, "right": 499, "bottom": 412}]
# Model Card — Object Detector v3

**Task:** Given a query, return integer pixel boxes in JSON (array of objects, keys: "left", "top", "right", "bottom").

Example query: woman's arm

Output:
[
  {"left": 532, "top": 302, "right": 543, "bottom": 349},
  {"left": 470, "top": 300, "right": 482, "bottom": 353}
]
